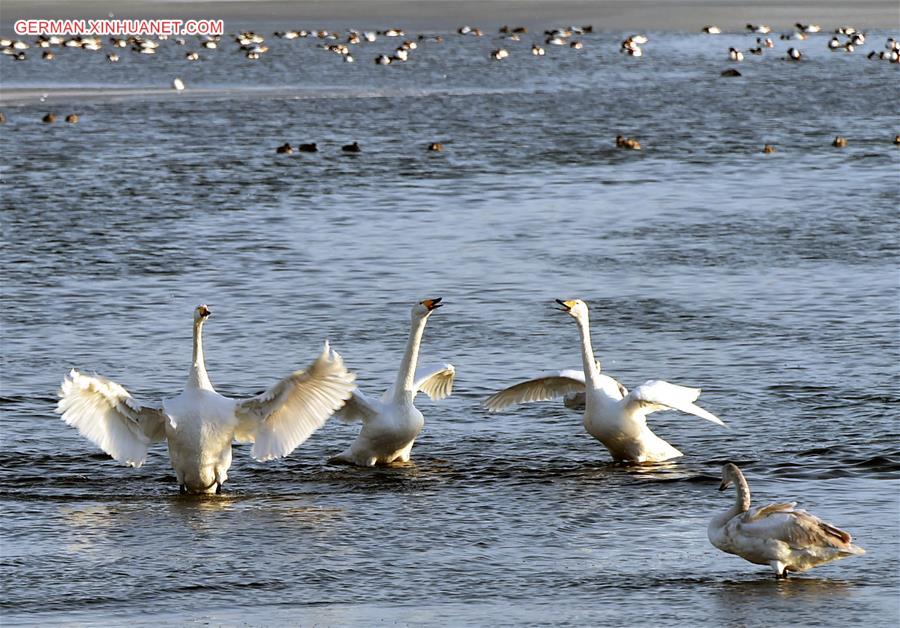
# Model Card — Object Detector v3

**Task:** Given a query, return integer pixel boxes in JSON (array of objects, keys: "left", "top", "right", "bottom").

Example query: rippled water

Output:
[{"left": 1, "top": 28, "right": 899, "bottom": 626}]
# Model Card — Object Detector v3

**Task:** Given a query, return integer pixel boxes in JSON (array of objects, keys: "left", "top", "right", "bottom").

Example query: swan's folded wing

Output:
[
  {"left": 335, "top": 388, "right": 381, "bottom": 423},
  {"left": 746, "top": 502, "right": 797, "bottom": 522},
  {"left": 740, "top": 508, "right": 859, "bottom": 550},
  {"left": 234, "top": 343, "right": 356, "bottom": 461},
  {"left": 56, "top": 369, "right": 167, "bottom": 467},
  {"left": 483, "top": 370, "right": 586, "bottom": 412},
  {"left": 622, "top": 380, "right": 725, "bottom": 426},
  {"left": 414, "top": 363, "right": 455, "bottom": 400}
]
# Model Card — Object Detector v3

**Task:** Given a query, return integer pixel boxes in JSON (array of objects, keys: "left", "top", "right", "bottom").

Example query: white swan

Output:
[
  {"left": 330, "top": 298, "right": 455, "bottom": 466},
  {"left": 57, "top": 305, "right": 355, "bottom": 494},
  {"left": 709, "top": 463, "right": 865, "bottom": 577},
  {"left": 484, "top": 299, "right": 725, "bottom": 463}
]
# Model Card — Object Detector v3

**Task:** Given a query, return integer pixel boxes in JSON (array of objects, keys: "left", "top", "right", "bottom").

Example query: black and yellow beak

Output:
[
  {"left": 197, "top": 305, "right": 211, "bottom": 318},
  {"left": 421, "top": 297, "right": 443, "bottom": 311},
  {"left": 556, "top": 299, "right": 575, "bottom": 312},
  {"left": 718, "top": 480, "right": 729, "bottom": 491}
]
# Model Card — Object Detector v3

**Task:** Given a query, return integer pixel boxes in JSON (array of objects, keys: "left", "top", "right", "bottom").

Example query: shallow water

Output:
[{"left": 1, "top": 28, "right": 899, "bottom": 626}]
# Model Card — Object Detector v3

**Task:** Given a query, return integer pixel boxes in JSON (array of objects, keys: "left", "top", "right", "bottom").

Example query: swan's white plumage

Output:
[
  {"left": 709, "top": 464, "right": 865, "bottom": 576},
  {"left": 336, "top": 387, "right": 382, "bottom": 423},
  {"left": 413, "top": 363, "right": 455, "bottom": 400},
  {"left": 484, "top": 369, "right": 586, "bottom": 412},
  {"left": 57, "top": 306, "right": 355, "bottom": 493},
  {"left": 484, "top": 299, "right": 725, "bottom": 462},
  {"left": 623, "top": 380, "right": 725, "bottom": 426},
  {"left": 331, "top": 299, "right": 454, "bottom": 466},
  {"left": 57, "top": 369, "right": 166, "bottom": 467},
  {"left": 234, "top": 344, "right": 357, "bottom": 461}
]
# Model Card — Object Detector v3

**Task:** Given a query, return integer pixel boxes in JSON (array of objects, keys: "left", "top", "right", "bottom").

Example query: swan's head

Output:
[
  {"left": 193, "top": 304, "right": 211, "bottom": 323},
  {"left": 718, "top": 463, "right": 742, "bottom": 490},
  {"left": 556, "top": 299, "right": 589, "bottom": 321},
  {"left": 413, "top": 298, "right": 443, "bottom": 319}
]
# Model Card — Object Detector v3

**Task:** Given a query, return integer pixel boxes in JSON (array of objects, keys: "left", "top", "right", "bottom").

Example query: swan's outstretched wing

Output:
[
  {"left": 335, "top": 387, "right": 382, "bottom": 423},
  {"left": 483, "top": 370, "right": 586, "bottom": 412},
  {"left": 234, "top": 343, "right": 356, "bottom": 461},
  {"left": 622, "top": 380, "right": 725, "bottom": 426},
  {"left": 56, "top": 369, "right": 167, "bottom": 467},
  {"left": 414, "top": 363, "right": 456, "bottom": 400}
]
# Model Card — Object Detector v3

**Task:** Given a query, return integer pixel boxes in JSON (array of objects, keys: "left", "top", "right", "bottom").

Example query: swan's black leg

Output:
[
  {"left": 215, "top": 482, "right": 222, "bottom": 495},
  {"left": 179, "top": 484, "right": 186, "bottom": 494}
]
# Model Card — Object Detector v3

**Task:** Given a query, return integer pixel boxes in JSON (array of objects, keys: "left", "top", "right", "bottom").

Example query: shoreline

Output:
[{"left": 1, "top": 1, "right": 897, "bottom": 32}]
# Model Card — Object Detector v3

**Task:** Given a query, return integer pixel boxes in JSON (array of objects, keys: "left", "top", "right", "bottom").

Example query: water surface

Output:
[{"left": 1, "top": 28, "right": 899, "bottom": 627}]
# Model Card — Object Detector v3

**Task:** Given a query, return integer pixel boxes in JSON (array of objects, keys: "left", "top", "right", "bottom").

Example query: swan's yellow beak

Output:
[
  {"left": 556, "top": 299, "right": 577, "bottom": 312},
  {"left": 421, "top": 298, "right": 443, "bottom": 311}
]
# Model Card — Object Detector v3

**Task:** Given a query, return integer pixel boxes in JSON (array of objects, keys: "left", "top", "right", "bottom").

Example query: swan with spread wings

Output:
[
  {"left": 57, "top": 304, "right": 355, "bottom": 494},
  {"left": 330, "top": 298, "right": 455, "bottom": 466},
  {"left": 484, "top": 299, "right": 725, "bottom": 463}
]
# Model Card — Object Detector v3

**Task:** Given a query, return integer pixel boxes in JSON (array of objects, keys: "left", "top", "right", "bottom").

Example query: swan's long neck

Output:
[
  {"left": 189, "top": 320, "right": 213, "bottom": 391},
  {"left": 575, "top": 314, "right": 601, "bottom": 389},
  {"left": 393, "top": 315, "right": 428, "bottom": 404},
  {"left": 727, "top": 470, "right": 752, "bottom": 517}
]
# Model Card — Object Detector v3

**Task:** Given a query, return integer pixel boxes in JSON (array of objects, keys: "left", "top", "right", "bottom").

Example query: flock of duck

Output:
[
  {"left": 2, "top": 21, "right": 897, "bottom": 68},
  {"left": 58, "top": 299, "right": 865, "bottom": 578}
]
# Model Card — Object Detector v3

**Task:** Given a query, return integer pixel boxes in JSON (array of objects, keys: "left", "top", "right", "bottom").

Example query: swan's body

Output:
[
  {"left": 57, "top": 305, "right": 355, "bottom": 493},
  {"left": 331, "top": 299, "right": 455, "bottom": 466},
  {"left": 484, "top": 299, "right": 725, "bottom": 463},
  {"left": 709, "top": 464, "right": 865, "bottom": 577}
]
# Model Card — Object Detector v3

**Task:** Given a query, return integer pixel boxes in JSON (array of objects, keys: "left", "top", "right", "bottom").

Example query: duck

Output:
[
  {"left": 532, "top": 44, "right": 545, "bottom": 56},
  {"left": 832, "top": 136, "right": 848, "bottom": 147},
  {"left": 709, "top": 463, "right": 865, "bottom": 578},
  {"left": 490, "top": 48, "right": 509, "bottom": 60},
  {"left": 276, "top": 142, "right": 293, "bottom": 154},
  {"left": 342, "top": 141, "right": 361, "bottom": 153},
  {"left": 185, "top": 51, "right": 200, "bottom": 60},
  {"left": 796, "top": 23, "right": 821, "bottom": 33},
  {"left": 172, "top": 77, "right": 185, "bottom": 91},
  {"left": 427, "top": 142, "right": 444, "bottom": 152},
  {"left": 298, "top": 142, "right": 318, "bottom": 152},
  {"left": 42, "top": 112, "right": 56, "bottom": 124},
  {"left": 65, "top": 113, "right": 79, "bottom": 124},
  {"left": 106, "top": 53, "right": 119, "bottom": 62},
  {"left": 484, "top": 300, "right": 725, "bottom": 463},
  {"left": 729, "top": 47, "right": 744, "bottom": 61},
  {"left": 56, "top": 305, "right": 356, "bottom": 494},
  {"left": 375, "top": 54, "right": 391, "bottom": 65},
  {"left": 747, "top": 24, "right": 771, "bottom": 34},
  {"left": 786, "top": 47, "right": 802, "bottom": 61},
  {"left": 330, "top": 299, "right": 455, "bottom": 466},
  {"left": 762, "top": 144, "right": 776, "bottom": 153},
  {"left": 702, "top": 26, "right": 721, "bottom": 34},
  {"left": 616, "top": 135, "right": 641, "bottom": 150},
  {"left": 42, "top": 51, "right": 54, "bottom": 60}
]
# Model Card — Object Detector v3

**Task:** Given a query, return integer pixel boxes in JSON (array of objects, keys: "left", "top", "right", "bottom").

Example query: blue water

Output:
[{"left": 1, "top": 27, "right": 899, "bottom": 626}]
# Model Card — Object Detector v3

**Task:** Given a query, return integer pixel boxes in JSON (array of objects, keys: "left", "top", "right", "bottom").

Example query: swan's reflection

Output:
[{"left": 713, "top": 575, "right": 855, "bottom": 624}]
